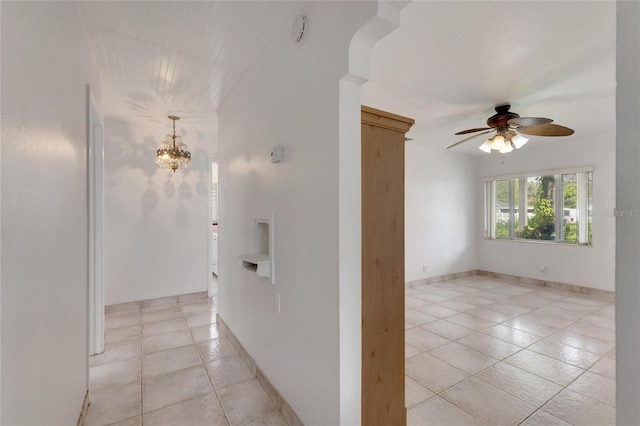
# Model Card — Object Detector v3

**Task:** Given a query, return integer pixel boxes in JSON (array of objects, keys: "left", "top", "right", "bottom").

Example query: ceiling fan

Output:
[{"left": 447, "top": 104, "right": 574, "bottom": 153}]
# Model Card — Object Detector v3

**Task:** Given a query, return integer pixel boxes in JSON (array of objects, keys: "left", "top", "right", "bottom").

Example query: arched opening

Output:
[{"left": 345, "top": 1, "right": 625, "bottom": 424}]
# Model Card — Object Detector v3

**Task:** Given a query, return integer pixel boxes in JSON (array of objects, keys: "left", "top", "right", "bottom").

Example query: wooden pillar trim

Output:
[
  {"left": 361, "top": 105, "right": 414, "bottom": 426},
  {"left": 361, "top": 105, "right": 415, "bottom": 133}
]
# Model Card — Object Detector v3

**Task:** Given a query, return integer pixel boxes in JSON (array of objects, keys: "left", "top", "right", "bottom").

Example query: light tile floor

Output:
[
  {"left": 405, "top": 275, "right": 615, "bottom": 426},
  {"left": 86, "top": 294, "right": 287, "bottom": 426},
  {"left": 88, "top": 275, "right": 615, "bottom": 426}
]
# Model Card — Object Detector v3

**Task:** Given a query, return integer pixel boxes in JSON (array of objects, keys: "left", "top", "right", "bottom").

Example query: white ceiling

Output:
[
  {"left": 77, "top": 1, "right": 302, "bottom": 149},
  {"left": 77, "top": 1, "right": 616, "bottom": 157},
  {"left": 362, "top": 1, "right": 616, "bottom": 155}
]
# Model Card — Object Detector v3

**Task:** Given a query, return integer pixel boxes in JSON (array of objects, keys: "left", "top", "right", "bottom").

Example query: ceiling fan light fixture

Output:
[
  {"left": 449, "top": 104, "right": 575, "bottom": 153},
  {"left": 479, "top": 139, "right": 493, "bottom": 153},
  {"left": 512, "top": 133, "right": 529, "bottom": 149},
  {"left": 490, "top": 135, "right": 505, "bottom": 150},
  {"left": 499, "top": 141, "right": 514, "bottom": 154}
]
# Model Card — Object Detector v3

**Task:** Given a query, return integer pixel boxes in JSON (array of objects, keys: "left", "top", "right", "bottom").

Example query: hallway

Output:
[{"left": 86, "top": 292, "right": 286, "bottom": 425}]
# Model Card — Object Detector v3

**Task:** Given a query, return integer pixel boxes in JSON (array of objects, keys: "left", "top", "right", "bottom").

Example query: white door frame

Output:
[
  {"left": 88, "top": 85, "right": 104, "bottom": 356},
  {"left": 208, "top": 158, "right": 218, "bottom": 297}
]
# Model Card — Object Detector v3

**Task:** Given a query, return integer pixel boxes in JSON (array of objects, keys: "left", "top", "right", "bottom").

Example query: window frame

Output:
[{"left": 483, "top": 166, "right": 594, "bottom": 246}]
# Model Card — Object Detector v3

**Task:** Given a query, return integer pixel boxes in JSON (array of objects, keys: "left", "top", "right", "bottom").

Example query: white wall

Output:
[
  {"left": 405, "top": 143, "right": 477, "bottom": 282},
  {"left": 0, "top": 2, "right": 100, "bottom": 424},
  {"left": 103, "top": 117, "right": 215, "bottom": 305},
  {"left": 475, "top": 130, "right": 616, "bottom": 291},
  {"left": 615, "top": 1, "right": 640, "bottom": 423},
  {"left": 216, "top": 2, "right": 378, "bottom": 424}
]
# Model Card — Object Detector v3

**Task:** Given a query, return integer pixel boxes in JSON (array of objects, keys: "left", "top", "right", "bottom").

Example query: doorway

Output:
[
  {"left": 88, "top": 84, "right": 104, "bottom": 358},
  {"left": 209, "top": 161, "right": 219, "bottom": 297}
]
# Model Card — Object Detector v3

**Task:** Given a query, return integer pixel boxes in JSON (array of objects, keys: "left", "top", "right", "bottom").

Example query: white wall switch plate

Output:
[{"left": 274, "top": 293, "right": 281, "bottom": 314}]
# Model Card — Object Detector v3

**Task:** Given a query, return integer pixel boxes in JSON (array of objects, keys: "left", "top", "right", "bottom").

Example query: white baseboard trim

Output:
[
  {"left": 405, "top": 270, "right": 479, "bottom": 289},
  {"left": 216, "top": 315, "right": 304, "bottom": 426},
  {"left": 77, "top": 390, "right": 89, "bottom": 426},
  {"left": 406, "top": 269, "right": 614, "bottom": 297},
  {"left": 476, "top": 270, "right": 614, "bottom": 297},
  {"left": 105, "top": 291, "right": 209, "bottom": 313}
]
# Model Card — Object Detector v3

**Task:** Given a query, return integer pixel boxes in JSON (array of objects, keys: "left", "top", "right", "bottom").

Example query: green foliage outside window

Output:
[
  {"left": 519, "top": 176, "right": 555, "bottom": 240},
  {"left": 496, "top": 221, "right": 510, "bottom": 239},
  {"left": 564, "top": 222, "right": 578, "bottom": 242},
  {"left": 564, "top": 181, "right": 577, "bottom": 209},
  {"left": 520, "top": 197, "right": 555, "bottom": 240},
  {"left": 488, "top": 171, "right": 591, "bottom": 244}
]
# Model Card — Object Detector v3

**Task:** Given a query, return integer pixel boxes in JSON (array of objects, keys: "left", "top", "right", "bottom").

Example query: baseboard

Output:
[
  {"left": 105, "top": 291, "right": 209, "bottom": 313},
  {"left": 406, "top": 269, "right": 614, "bottom": 297},
  {"left": 405, "top": 270, "right": 479, "bottom": 288},
  {"left": 216, "top": 315, "right": 304, "bottom": 426},
  {"left": 476, "top": 270, "right": 615, "bottom": 297},
  {"left": 77, "top": 390, "right": 89, "bottom": 426}
]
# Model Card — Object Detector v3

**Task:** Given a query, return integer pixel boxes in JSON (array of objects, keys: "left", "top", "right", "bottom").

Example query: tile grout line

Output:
[
  {"left": 200, "top": 308, "right": 285, "bottom": 425},
  {"left": 148, "top": 299, "right": 216, "bottom": 420},
  {"left": 411, "top": 327, "right": 608, "bottom": 424},
  {"left": 217, "top": 315, "right": 303, "bottom": 426},
  {"left": 141, "top": 301, "right": 231, "bottom": 418},
  {"left": 182, "top": 297, "right": 235, "bottom": 426},
  {"left": 101, "top": 280, "right": 612, "bottom": 425},
  {"left": 410, "top": 329, "right": 611, "bottom": 413},
  {"left": 404, "top": 278, "right": 615, "bottom": 425},
  {"left": 97, "top": 296, "right": 279, "bottom": 426},
  {"left": 516, "top": 353, "right": 615, "bottom": 425},
  {"left": 413, "top": 295, "right": 609, "bottom": 378}
]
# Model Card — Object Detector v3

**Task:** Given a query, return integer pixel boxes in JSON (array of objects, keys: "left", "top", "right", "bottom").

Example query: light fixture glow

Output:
[
  {"left": 512, "top": 133, "right": 529, "bottom": 149},
  {"left": 499, "top": 141, "right": 514, "bottom": 153},
  {"left": 479, "top": 139, "right": 493, "bottom": 153},
  {"left": 490, "top": 135, "right": 505, "bottom": 150},
  {"left": 478, "top": 130, "right": 529, "bottom": 154},
  {"left": 156, "top": 115, "right": 192, "bottom": 173}
]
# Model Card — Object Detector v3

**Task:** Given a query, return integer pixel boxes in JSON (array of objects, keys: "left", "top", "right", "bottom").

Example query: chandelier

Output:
[
  {"left": 478, "top": 128, "right": 529, "bottom": 154},
  {"left": 156, "top": 115, "right": 191, "bottom": 172}
]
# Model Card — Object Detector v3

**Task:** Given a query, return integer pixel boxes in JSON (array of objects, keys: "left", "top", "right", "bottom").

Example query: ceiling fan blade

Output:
[
  {"left": 508, "top": 117, "right": 553, "bottom": 126},
  {"left": 455, "top": 127, "right": 492, "bottom": 135},
  {"left": 518, "top": 123, "right": 575, "bottom": 137},
  {"left": 447, "top": 130, "right": 494, "bottom": 149}
]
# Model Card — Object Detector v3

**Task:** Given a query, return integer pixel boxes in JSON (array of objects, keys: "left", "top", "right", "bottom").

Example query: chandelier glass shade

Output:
[
  {"left": 479, "top": 129, "right": 528, "bottom": 154},
  {"left": 156, "top": 115, "right": 192, "bottom": 172}
]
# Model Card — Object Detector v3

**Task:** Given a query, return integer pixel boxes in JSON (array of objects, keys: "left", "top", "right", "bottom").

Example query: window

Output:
[{"left": 484, "top": 168, "right": 593, "bottom": 245}]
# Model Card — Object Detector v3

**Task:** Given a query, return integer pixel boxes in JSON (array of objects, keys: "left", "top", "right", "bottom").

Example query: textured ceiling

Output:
[
  {"left": 77, "top": 1, "right": 302, "bottom": 151},
  {"left": 77, "top": 1, "right": 616, "bottom": 157},
  {"left": 362, "top": 1, "right": 616, "bottom": 155}
]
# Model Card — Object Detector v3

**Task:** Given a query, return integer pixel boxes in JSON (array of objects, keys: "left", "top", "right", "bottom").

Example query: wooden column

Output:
[{"left": 361, "top": 105, "right": 414, "bottom": 425}]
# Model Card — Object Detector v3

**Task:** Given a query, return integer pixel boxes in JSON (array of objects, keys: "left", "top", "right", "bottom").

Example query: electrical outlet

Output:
[
  {"left": 422, "top": 265, "right": 427, "bottom": 273},
  {"left": 274, "top": 294, "right": 281, "bottom": 314}
]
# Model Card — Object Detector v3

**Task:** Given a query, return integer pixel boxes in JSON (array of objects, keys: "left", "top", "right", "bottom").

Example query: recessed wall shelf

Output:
[
  {"left": 239, "top": 212, "right": 275, "bottom": 284},
  {"left": 240, "top": 254, "right": 271, "bottom": 278}
]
